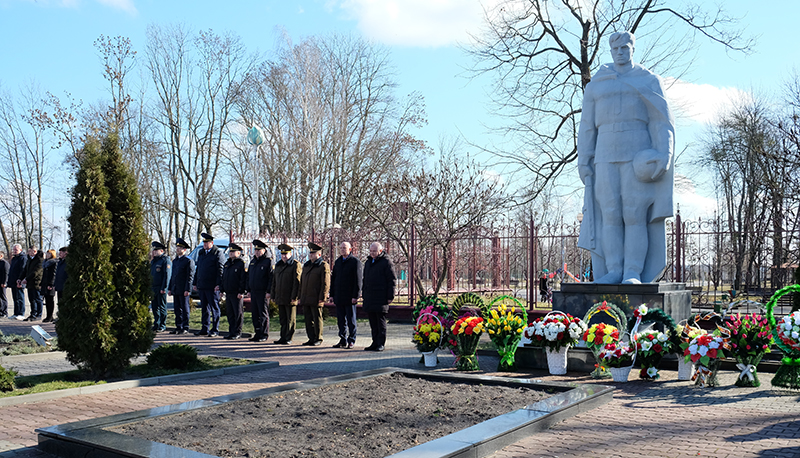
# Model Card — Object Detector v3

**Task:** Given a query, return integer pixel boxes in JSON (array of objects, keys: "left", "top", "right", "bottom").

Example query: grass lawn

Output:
[
  {"left": 0, "top": 333, "right": 56, "bottom": 356},
  {"left": 2, "top": 356, "right": 255, "bottom": 398}
]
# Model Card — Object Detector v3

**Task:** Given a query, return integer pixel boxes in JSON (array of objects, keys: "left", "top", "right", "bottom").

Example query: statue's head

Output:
[{"left": 609, "top": 31, "right": 635, "bottom": 67}]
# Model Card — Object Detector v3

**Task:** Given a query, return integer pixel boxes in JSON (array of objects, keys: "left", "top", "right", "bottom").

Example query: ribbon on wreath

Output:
[
  {"left": 736, "top": 363, "right": 756, "bottom": 382},
  {"left": 692, "top": 365, "right": 712, "bottom": 386}
]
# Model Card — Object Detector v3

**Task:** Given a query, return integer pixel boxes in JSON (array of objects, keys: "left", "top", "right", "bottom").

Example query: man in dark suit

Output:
[
  {"left": 54, "top": 247, "right": 68, "bottom": 304},
  {"left": 193, "top": 233, "right": 226, "bottom": 337},
  {"left": 220, "top": 243, "right": 247, "bottom": 340},
  {"left": 0, "top": 252, "right": 9, "bottom": 318},
  {"left": 247, "top": 239, "right": 272, "bottom": 342},
  {"left": 21, "top": 246, "right": 44, "bottom": 321},
  {"left": 150, "top": 241, "right": 171, "bottom": 332},
  {"left": 168, "top": 238, "right": 195, "bottom": 334},
  {"left": 8, "top": 244, "right": 26, "bottom": 320},
  {"left": 362, "top": 242, "right": 396, "bottom": 352},
  {"left": 328, "top": 242, "right": 362, "bottom": 349}
]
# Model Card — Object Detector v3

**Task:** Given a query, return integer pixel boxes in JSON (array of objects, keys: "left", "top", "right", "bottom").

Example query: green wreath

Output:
[
  {"left": 487, "top": 295, "right": 528, "bottom": 323},
  {"left": 627, "top": 308, "right": 681, "bottom": 354},
  {"left": 766, "top": 285, "right": 800, "bottom": 389},
  {"left": 584, "top": 301, "right": 628, "bottom": 332},
  {"left": 452, "top": 292, "right": 489, "bottom": 318}
]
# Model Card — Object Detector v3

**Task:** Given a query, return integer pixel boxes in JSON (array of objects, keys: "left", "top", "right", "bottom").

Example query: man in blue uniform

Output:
[
  {"left": 247, "top": 239, "right": 272, "bottom": 342},
  {"left": 150, "top": 241, "right": 171, "bottom": 332},
  {"left": 8, "top": 244, "right": 26, "bottom": 320},
  {"left": 168, "top": 238, "right": 195, "bottom": 335},
  {"left": 221, "top": 243, "right": 247, "bottom": 340},
  {"left": 193, "top": 232, "right": 226, "bottom": 337}
]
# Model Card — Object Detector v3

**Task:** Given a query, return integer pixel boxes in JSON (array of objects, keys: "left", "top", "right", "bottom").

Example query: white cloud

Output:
[
  {"left": 95, "top": 0, "right": 136, "bottom": 15},
  {"left": 332, "top": 0, "right": 498, "bottom": 47},
  {"left": 663, "top": 77, "right": 749, "bottom": 125}
]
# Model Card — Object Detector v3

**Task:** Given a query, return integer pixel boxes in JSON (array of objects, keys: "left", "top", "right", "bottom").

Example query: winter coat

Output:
[
  {"left": 41, "top": 258, "right": 57, "bottom": 297},
  {"left": 298, "top": 257, "right": 330, "bottom": 307},
  {"left": 361, "top": 253, "right": 396, "bottom": 313},
  {"left": 8, "top": 254, "right": 25, "bottom": 287},
  {"left": 330, "top": 255, "right": 362, "bottom": 306},
  {"left": 150, "top": 254, "right": 171, "bottom": 292},
  {"left": 21, "top": 251, "right": 44, "bottom": 290},
  {"left": 194, "top": 245, "right": 225, "bottom": 290},
  {"left": 169, "top": 255, "right": 195, "bottom": 294},
  {"left": 247, "top": 254, "right": 272, "bottom": 293},
  {"left": 220, "top": 257, "right": 247, "bottom": 296},
  {"left": 0, "top": 258, "right": 9, "bottom": 287},
  {"left": 54, "top": 258, "right": 67, "bottom": 292},
  {"left": 271, "top": 258, "right": 301, "bottom": 306}
]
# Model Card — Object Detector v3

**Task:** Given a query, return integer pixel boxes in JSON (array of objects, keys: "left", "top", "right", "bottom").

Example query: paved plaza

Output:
[{"left": 0, "top": 315, "right": 799, "bottom": 458}]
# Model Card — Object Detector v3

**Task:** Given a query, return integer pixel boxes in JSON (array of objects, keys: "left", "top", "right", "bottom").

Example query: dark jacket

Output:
[
  {"left": 150, "top": 254, "right": 171, "bottom": 292},
  {"left": 169, "top": 255, "right": 195, "bottom": 294},
  {"left": 247, "top": 254, "right": 272, "bottom": 293},
  {"left": 41, "top": 258, "right": 57, "bottom": 296},
  {"left": 271, "top": 258, "right": 301, "bottom": 306},
  {"left": 21, "top": 251, "right": 44, "bottom": 290},
  {"left": 220, "top": 257, "right": 247, "bottom": 296},
  {"left": 8, "top": 254, "right": 25, "bottom": 287},
  {"left": 0, "top": 258, "right": 9, "bottom": 287},
  {"left": 298, "top": 257, "right": 330, "bottom": 307},
  {"left": 361, "top": 253, "right": 396, "bottom": 313},
  {"left": 330, "top": 255, "right": 362, "bottom": 306},
  {"left": 194, "top": 245, "right": 225, "bottom": 290},
  {"left": 54, "top": 258, "right": 67, "bottom": 292}
]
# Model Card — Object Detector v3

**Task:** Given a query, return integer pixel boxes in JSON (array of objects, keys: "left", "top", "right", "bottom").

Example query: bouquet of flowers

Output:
[
  {"left": 684, "top": 333, "right": 726, "bottom": 387},
  {"left": 451, "top": 316, "right": 485, "bottom": 371},
  {"left": 485, "top": 299, "right": 527, "bottom": 371},
  {"left": 633, "top": 330, "right": 671, "bottom": 380},
  {"left": 583, "top": 323, "right": 621, "bottom": 350},
  {"left": 727, "top": 313, "right": 772, "bottom": 387},
  {"left": 598, "top": 342, "right": 635, "bottom": 368},
  {"left": 777, "top": 311, "right": 800, "bottom": 352},
  {"left": 412, "top": 306, "right": 443, "bottom": 353},
  {"left": 524, "top": 313, "right": 587, "bottom": 352}
]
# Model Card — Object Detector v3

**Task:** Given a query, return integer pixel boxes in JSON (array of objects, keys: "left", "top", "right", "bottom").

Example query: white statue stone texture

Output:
[{"left": 577, "top": 31, "right": 675, "bottom": 284}]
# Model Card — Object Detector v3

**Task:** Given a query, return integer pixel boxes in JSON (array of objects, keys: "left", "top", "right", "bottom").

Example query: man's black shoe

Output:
[
  {"left": 374, "top": 345, "right": 385, "bottom": 352},
  {"left": 332, "top": 340, "right": 347, "bottom": 348},
  {"left": 301, "top": 340, "right": 316, "bottom": 346},
  {"left": 273, "top": 339, "right": 285, "bottom": 344},
  {"left": 180, "top": 330, "right": 190, "bottom": 335},
  {"left": 195, "top": 330, "right": 208, "bottom": 336},
  {"left": 169, "top": 330, "right": 179, "bottom": 334},
  {"left": 364, "top": 345, "right": 376, "bottom": 351},
  {"left": 249, "top": 335, "right": 262, "bottom": 342},
  {"left": 226, "top": 334, "right": 241, "bottom": 340},
  {"left": 208, "top": 332, "right": 219, "bottom": 337},
  {"left": 312, "top": 340, "right": 322, "bottom": 346}
]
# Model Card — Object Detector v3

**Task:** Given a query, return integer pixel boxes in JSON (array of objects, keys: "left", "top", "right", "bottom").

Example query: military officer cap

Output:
[
  {"left": 151, "top": 241, "right": 166, "bottom": 250},
  {"left": 307, "top": 242, "right": 323, "bottom": 253},
  {"left": 228, "top": 243, "right": 243, "bottom": 252},
  {"left": 277, "top": 243, "right": 293, "bottom": 253},
  {"left": 201, "top": 232, "right": 214, "bottom": 242},
  {"left": 253, "top": 239, "right": 268, "bottom": 250},
  {"left": 175, "top": 237, "right": 190, "bottom": 249}
]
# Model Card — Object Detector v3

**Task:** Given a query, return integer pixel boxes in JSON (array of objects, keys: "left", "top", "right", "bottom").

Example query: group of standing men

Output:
[
  {"left": 149, "top": 235, "right": 396, "bottom": 351},
  {"left": 0, "top": 244, "right": 67, "bottom": 322}
]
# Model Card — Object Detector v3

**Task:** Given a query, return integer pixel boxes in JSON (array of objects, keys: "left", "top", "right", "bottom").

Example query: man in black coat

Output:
[
  {"left": 0, "top": 251, "right": 9, "bottom": 318},
  {"left": 247, "top": 239, "right": 272, "bottom": 342},
  {"left": 168, "top": 238, "right": 195, "bottom": 334},
  {"left": 362, "top": 242, "right": 396, "bottom": 352},
  {"left": 193, "top": 233, "right": 226, "bottom": 337},
  {"left": 328, "top": 242, "right": 362, "bottom": 349},
  {"left": 220, "top": 243, "right": 247, "bottom": 340},
  {"left": 54, "top": 247, "right": 68, "bottom": 304},
  {"left": 150, "top": 241, "right": 171, "bottom": 332},
  {"left": 21, "top": 246, "right": 44, "bottom": 321},
  {"left": 8, "top": 244, "right": 26, "bottom": 319}
]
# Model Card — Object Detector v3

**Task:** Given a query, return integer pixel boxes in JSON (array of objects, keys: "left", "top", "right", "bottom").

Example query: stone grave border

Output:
[{"left": 37, "top": 367, "right": 613, "bottom": 458}]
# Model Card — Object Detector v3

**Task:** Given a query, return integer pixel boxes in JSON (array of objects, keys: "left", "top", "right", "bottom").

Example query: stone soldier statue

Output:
[{"left": 577, "top": 31, "right": 675, "bottom": 284}]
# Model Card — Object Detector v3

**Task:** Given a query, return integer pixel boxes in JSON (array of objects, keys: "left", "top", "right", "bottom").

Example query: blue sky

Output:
[{"left": 1, "top": 0, "right": 799, "bottom": 226}]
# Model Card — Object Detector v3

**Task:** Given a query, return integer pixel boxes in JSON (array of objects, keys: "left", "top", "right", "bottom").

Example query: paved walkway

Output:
[{"left": 1, "top": 317, "right": 799, "bottom": 458}]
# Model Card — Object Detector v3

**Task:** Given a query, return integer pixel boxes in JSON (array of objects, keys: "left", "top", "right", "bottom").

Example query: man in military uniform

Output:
[
  {"left": 247, "top": 239, "right": 272, "bottom": 342},
  {"left": 299, "top": 242, "right": 330, "bottom": 346},
  {"left": 271, "top": 243, "right": 301, "bottom": 344},
  {"left": 21, "top": 246, "right": 44, "bottom": 321},
  {"left": 150, "top": 241, "right": 171, "bottom": 332},
  {"left": 328, "top": 242, "right": 362, "bottom": 349},
  {"left": 221, "top": 243, "right": 247, "bottom": 340},
  {"left": 193, "top": 232, "right": 226, "bottom": 337},
  {"left": 168, "top": 238, "right": 195, "bottom": 335}
]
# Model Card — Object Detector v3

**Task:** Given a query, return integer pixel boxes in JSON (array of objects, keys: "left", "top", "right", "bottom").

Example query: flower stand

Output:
[
  {"left": 455, "top": 334, "right": 481, "bottom": 371},
  {"left": 734, "top": 353, "right": 763, "bottom": 387},
  {"left": 608, "top": 365, "right": 632, "bottom": 382},
  {"left": 546, "top": 346, "right": 569, "bottom": 375},
  {"left": 422, "top": 350, "right": 438, "bottom": 368},
  {"left": 677, "top": 357, "right": 694, "bottom": 381}
]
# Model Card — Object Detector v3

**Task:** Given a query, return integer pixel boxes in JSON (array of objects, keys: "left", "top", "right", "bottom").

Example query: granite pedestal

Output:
[{"left": 553, "top": 282, "right": 691, "bottom": 324}]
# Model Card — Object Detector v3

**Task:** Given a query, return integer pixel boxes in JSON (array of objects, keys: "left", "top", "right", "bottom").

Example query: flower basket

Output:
[
  {"left": 682, "top": 312, "right": 731, "bottom": 387},
  {"left": 545, "top": 345, "right": 569, "bottom": 375},
  {"left": 422, "top": 349, "right": 438, "bottom": 367},
  {"left": 451, "top": 316, "right": 485, "bottom": 371},
  {"left": 677, "top": 357, "right": 694, "bottom": 381},
  {"left": 486, "top": 296, "right": 527, "bottom": 372},
  {"left": 633, "top": 330, "right": 671, "bottom": 380},
  {"left": 767, "top": 285, "right": 800, "bottom": 389},
  {"left": 608, "top": 365, "right": 632, "bottom": 382},
  {"left": 597, "top": 342, "right": 636, "bottom": 382},
  {"left": 413, "top": 311, "right": 444, "bottom": 360},
  {"left": 724, "top": 309, "right": 771, "bottom": 388},
  {"left": 582, "top": 301, "right": 627, "bottom": 378}
]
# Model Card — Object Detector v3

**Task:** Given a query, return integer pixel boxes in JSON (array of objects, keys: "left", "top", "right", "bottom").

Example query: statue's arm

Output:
[
  {"left": 577, "top": 84, "right": 597, "bottom": 184},
  {"left": 648, "top": 77, "right": 676, "bottom": 177}
]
